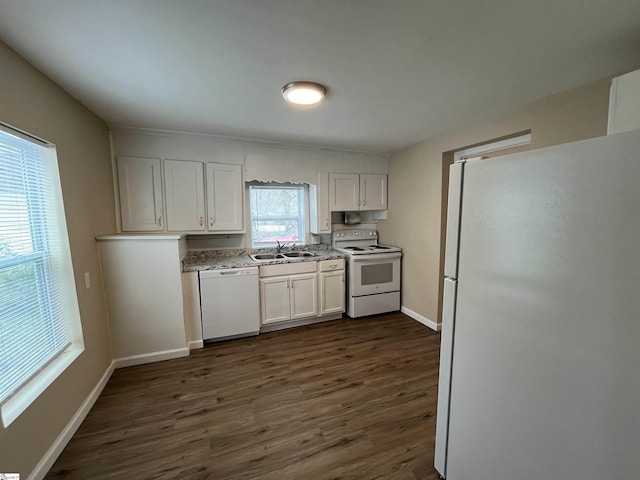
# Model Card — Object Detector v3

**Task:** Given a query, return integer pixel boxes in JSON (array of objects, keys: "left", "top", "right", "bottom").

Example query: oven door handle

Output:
[{"left": 352, "top": 253, "right": 401, "bottom": 261}]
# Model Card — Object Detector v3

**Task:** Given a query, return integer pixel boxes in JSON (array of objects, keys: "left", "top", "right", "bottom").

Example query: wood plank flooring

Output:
[{"left": 45, "top": 312, "right": 442, "bottom": 480}]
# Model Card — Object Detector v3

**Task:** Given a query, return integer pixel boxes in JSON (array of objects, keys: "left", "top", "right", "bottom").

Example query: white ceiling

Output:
[{"left": 0, "top": 0, "right": 639, "bottom": 153}]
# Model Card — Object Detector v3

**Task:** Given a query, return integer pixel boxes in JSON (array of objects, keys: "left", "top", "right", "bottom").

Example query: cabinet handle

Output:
[
  {"left": 341, "top": 274, "right": 344, "bottom": 283},
  {"left": 158, "top": 216, "right": 162, "bottom": 226},
  {"left": 287, "top": 279, "right": 290, "bottom": 289},
  {"left": 329, "top": 264, "right": 338, "bottom": 269},
  {"left": 200, "top": 216, "right": 204, "bottom": 226},
  {"left": 362, "top": 200, "right": 366, "bottom": 207},
  {"left": 325, "top": 218, "right": 329, "bottom": 228},
  {"left": 210, "top": 217, "right": 214, "bottom": 227}
]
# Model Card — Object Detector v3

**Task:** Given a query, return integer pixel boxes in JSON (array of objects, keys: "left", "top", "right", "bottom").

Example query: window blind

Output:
[{"left": 0, "top": 127, "right": 72, "bottom": 405}]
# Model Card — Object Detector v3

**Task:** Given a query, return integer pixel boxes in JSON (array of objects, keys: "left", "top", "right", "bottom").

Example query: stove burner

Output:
[
  {"left": 370, "top": 245, "right": 391, "bottom": 249},
  {"left": 345, "top": 247, "right": 365, "bottom": 251}
]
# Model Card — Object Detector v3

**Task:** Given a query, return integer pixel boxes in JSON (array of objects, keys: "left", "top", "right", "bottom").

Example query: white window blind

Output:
[{"left": 0, "top": 126, "right": 74, "bottom": 406}]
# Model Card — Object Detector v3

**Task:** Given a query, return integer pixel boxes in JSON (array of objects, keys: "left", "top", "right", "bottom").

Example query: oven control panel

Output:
[{"left": 334, "top": 229, "right": 378, "bottom": 240}]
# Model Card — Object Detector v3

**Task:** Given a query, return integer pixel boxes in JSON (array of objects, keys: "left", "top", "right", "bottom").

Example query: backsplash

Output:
[{"left": 185, "top": 232, "right": 331, "bottom": 251}]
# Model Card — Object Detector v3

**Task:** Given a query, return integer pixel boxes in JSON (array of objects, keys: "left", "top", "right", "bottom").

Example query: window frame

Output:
[
  {"left": 248, "top": 183, "right": 308, "bottom": 249},
  {"left": 0, "top": 122, "right": 84, "bottom": 428}
]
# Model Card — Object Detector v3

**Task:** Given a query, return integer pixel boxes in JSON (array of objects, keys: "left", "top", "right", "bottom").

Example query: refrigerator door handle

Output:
[
  {"left": 435, "top": 277, "right": 458, "bottom": 477},
  {"left": 444, "top": 162, "right": 464, "bottom": 279}
]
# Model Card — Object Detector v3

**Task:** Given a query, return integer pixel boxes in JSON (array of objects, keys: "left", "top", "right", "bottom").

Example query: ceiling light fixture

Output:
[{"left": 282, "top": 81, "right": 327, "bottom": 106}]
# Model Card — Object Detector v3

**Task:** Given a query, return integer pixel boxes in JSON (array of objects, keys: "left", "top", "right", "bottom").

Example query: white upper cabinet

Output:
[
  {"left": 206, "top": 163, "right": 244, "bottom": 232},
  {"left": 608, "top": 69, "right": 640, "bottom": 135},
  {"left": 164, "top": 160, "right": 244, "bottom": 233},
  {"left": 329, "top": 173, "right": 387, "bottom": 211},
  {"left": 164, "top": 159, "right": 206, "bottom": 232},
  {"left": 359, "top": 174, "right": 387, "bottom": 211},
  {"left": 310, "top": 172, "right": 331, "bottom": 234},
  {"left": 329, "top": 173, "right": 360, "bottom": 211},
  {"left": 117, "top": 156, "right": 164, "bottom": 232}
]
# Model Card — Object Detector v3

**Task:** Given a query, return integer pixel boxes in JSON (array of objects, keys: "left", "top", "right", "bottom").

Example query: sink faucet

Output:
[{"left": 276, "top": 240, "right": 293, "bottom": 253}]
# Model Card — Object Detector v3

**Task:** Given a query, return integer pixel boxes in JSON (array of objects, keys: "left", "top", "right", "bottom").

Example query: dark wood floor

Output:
[{"left": 46, "top": 312, "right": 442, "bottom": 480}]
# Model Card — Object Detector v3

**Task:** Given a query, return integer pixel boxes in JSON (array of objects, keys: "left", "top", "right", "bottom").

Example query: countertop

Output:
[{"left": 182, "top": 245, "right": 345, "bottom": 272}]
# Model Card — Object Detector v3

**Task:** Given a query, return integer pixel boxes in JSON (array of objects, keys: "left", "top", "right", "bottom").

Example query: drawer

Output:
[
  {"left": 259, "top": 261, "right": 317, "bottom": 277},
  {"left": 318, "top": 258, "right": 344, "bottom": 272}
]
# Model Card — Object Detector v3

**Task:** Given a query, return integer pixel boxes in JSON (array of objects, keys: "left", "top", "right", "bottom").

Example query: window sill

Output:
[{"left": 1, "top": 346, "right": 83, "bottom": 428}]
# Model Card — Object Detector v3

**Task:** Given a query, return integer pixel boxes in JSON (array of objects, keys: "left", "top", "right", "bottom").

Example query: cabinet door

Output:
[
  {"left": 319, "top": 271, "right": 345, "bottom": 315},
  {"left": 117, "top": 156, "right": 164, "bottom": 232},
  {"left": 260, "top": 277, "right": 291, "bottom": 324},
  {"left": 206, "top": 163, "right": 244, "bottom": 232},
  {"left": 290, "top": 273, "right": 318, "bottom": 319},
  {"left": 329, "top": 173, "right": 359, "bottom": 211},
  {"left": 164, "top": 159, "right": 205, "bottom": 231},
  {"left": 359, "top": 174, "right": 387, "bottom": 211},
  {"left": 310, "top": 172, "right": 331, "bottom": 234}
]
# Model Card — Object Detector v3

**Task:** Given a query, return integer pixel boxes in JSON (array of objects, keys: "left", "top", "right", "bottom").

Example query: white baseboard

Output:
[
  {"left": 28, "top": 361, "right": 115, "bottom": 480},
  {"left": 401, "top": 305, "right": 441, "bottom": 331},
  {"left": 113, "top": 347, "right": 190, "bottom": 369},
  {"left": 260, "top": 313, "right": 343, "bottom": 333},
  {"left": 188, "top": 340, "right": 204, "bottom": 350}
]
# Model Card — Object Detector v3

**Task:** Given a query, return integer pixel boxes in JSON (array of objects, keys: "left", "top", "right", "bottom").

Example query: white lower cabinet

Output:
[
  {"left": 319, "top": 271, "right": 345, "bottom": 315},
  {"left": 290, "top": 274, "right": 318, "bottom": 319},
  {"left": 318, "top": 259, "right": 345, "bottom": 315},
  {"left": 260, "top": 276, "right": 292, "bottom": 324},
  {"left": 260, "top": 272, "right": 317, "bottom": 325},
  {"left": 259, "top": 259, "right": 345, "bottom": 326}
]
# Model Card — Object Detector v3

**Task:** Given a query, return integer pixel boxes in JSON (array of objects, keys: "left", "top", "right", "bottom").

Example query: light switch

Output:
[{"left": 84, "top": 271, "right": 91, "bottom": 289}]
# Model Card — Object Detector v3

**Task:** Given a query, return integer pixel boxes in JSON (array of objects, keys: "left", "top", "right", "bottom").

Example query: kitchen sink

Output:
[
  {"left": 250, "top": 253, "right": 285, "bottom": 261},
  {"left": 249, "top": 251, "right": 315, "bottom": 262}
]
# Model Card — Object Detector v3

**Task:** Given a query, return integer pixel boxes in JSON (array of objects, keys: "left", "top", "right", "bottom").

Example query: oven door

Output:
[{"left": 350, "top": 253, "right": 401, "bottom": 296}]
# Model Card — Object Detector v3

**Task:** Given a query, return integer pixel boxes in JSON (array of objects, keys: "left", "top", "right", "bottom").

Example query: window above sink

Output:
[{"left": 249, "top": 184, "right": 306, "bottom": 249}]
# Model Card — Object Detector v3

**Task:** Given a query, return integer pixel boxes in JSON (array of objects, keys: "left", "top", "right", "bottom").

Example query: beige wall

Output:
[
  {"left": 378, "top": 77, "right": 611, "bottom": 325},
  {"left": 0, "top": 42, "right": 115, "bottom": 477}
]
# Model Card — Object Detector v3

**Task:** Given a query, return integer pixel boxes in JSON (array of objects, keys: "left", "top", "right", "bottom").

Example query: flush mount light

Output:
[{"left": 282, "top": 81, "right": 327, "bottom": 106}]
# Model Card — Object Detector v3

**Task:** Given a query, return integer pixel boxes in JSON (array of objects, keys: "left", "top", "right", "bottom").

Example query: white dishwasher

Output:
[{"left": 199, "top": 267, "right": 260, "bottom": 342}]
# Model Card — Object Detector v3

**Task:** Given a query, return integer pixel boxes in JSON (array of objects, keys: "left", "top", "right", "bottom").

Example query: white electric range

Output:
[{"left": 332, "top": 228, "right": 402, "bottom": 318}]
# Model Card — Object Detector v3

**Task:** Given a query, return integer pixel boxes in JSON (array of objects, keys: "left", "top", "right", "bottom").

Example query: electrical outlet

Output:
[{"left": 84, "top": 271, "right": 91, "bottom": 289}]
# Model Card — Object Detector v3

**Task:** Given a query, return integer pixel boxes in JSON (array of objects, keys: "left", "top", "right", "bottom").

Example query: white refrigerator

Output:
[{"left": 434, "top": 130, "right": 640, "bottom": 479}]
